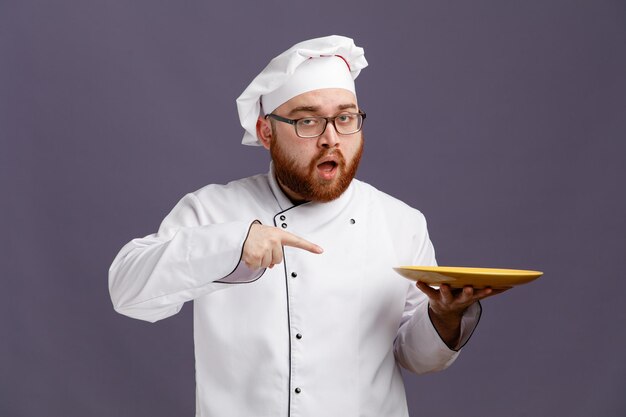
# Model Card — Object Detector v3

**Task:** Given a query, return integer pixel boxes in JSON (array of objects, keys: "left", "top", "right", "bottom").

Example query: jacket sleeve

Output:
[
  {"left": 393, "top": 212, "right": 481, "bottom": 374},
  {"left": 108, "top": 192, "right": 263, "bottom": 323}
]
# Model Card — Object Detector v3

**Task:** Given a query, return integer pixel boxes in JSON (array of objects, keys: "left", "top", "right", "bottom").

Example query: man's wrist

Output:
[{"left": 428, "top": 304, "right": 466, "bottom": 322}]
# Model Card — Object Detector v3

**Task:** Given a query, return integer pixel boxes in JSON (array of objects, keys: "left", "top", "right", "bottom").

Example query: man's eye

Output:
[
  {"left": 299, "top": 118, "right": 319, "bottom": 126},
  {"left": 336, "top": 114, "right": 354, "bottom": 124}
]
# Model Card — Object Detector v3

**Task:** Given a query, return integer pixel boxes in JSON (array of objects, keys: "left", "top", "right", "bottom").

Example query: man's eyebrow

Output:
[
  {"left": 337, "top": 103, "right": 357, "bottom": 111},
  {"left": 288, "top": 103, "right": 358, "bottom": 117},
  {"left": 288, "top": 106, "right": 320, "bottom": 117}
]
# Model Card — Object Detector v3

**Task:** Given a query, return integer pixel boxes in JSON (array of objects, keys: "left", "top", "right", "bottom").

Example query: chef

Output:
[{"left": 109, "top": 35, "right": 503, "bottom": 417}]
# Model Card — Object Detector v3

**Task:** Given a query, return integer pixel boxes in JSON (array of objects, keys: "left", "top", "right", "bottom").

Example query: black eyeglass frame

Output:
[{"left": 264, "top": 111, "right": 366, "bottom": 138}]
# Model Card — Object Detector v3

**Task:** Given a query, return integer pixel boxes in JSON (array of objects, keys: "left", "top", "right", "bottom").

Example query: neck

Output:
[{"left": 277, "top": 178, "right": 309, "bottom": 205}]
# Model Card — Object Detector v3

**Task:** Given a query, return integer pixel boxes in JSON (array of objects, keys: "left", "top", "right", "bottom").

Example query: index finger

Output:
[
  {"left": 279, "top": 230, "right": 324, "bottom": 254},
  {"left": 474, "top": 286, "right": 511, "bottom": 300}
]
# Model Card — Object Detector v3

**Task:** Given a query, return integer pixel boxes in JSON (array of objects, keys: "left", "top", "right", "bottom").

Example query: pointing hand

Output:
[{"left": 242, "top": 223, "right": 324, "bottom": 269}]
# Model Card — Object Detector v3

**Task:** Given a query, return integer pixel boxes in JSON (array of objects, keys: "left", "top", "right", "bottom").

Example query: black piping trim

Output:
[
  {"left": 282, "top": 244, "right": 292, "bottom": 415},
  {"left": 215, "top": 220, "right": 267, "bottom": 285},
  {"left": 272, "top": 204, "right": 302, "bottom": 417},
  {"left": 427, "top": 300, "right": 482, "bottom": 352}
]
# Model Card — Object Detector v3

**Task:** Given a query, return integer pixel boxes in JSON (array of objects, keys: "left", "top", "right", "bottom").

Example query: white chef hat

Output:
[{"left": 236, "top": 35, "right": 368, "bottom": 146}]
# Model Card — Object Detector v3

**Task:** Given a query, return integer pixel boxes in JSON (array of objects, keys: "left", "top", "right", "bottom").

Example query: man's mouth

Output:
[{"left": 316, "top": 159, "right": 339, "bottom": 180}]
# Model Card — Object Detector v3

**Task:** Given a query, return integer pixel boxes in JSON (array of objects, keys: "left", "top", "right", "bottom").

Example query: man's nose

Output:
[{"left": 317, "top": 121, "right": 339, "bottom": 148}]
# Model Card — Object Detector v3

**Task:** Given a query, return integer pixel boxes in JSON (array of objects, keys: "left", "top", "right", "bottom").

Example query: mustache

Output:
[{"left": 313, "top": 148, "right": 346, "bottom": 165}]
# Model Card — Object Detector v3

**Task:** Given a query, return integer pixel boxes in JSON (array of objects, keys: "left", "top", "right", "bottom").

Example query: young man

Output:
[{"left": 109, "top": 35, "right": 499, "bottom": 417}]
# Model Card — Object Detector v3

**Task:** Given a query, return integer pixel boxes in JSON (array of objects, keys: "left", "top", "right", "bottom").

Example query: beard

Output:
[{"left": 270, "top": 135, "right": 364, "bottom": 203}]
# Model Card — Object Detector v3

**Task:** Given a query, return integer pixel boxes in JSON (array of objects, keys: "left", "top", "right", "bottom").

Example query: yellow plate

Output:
[{"left": 393, "top": 266, "right": 543, "bottom": 289}]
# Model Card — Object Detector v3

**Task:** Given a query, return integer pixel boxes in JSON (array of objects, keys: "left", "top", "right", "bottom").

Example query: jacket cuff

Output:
[
  {"left": 428, "top": 301, "right": 482, "bottom": 352},
  {"left": 215, "top": 220, "right": 266, "bottom": 284}
]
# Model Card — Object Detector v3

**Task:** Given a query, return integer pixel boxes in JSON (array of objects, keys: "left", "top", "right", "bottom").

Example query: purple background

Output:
[{"left": 2, "top": 1, "right": 626, "bottom": 416}]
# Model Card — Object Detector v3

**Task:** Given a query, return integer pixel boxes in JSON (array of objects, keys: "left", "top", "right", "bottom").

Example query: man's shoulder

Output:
[
  {"left": 352, "top": 178, "right": 426, "bottom": 221},
  {"left": 188, "top": 173, "right": 272, "bottom": 209},
  {"left": 193, "top": 173, "right": 270, "bottom": 197},
  {"left": 352, "top": 180, "right": 431, "bottom": 254}
]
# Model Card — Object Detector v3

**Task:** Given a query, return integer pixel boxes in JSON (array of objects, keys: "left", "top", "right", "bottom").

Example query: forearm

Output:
[
  {"left": 109, "top": 221, "right": 254, "bottom": 322},
  {"left": 394, "top": 297, "right": 460, "bottom": 374}
]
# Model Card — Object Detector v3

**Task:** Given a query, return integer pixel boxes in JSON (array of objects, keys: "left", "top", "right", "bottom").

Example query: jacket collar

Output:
[{"left": 267, "top": 162, "right": 356, "bottom": 216}]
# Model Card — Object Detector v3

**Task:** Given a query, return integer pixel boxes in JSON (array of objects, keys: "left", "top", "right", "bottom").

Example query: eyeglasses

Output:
[{"left": 265, "top": 111, "right": 366, "bottom": 138}]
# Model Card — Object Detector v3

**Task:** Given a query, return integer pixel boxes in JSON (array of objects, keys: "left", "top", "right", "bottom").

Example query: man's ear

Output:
[{"left": 256, "top": 117, "right": 272, "bottom": 150}]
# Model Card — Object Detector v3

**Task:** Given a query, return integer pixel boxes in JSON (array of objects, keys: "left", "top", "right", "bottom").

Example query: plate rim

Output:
[{"left": 394, "top": 265, "right": 543, "bottom": 277}]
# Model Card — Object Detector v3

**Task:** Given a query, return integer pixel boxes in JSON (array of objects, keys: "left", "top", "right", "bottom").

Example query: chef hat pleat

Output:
[{"left": 236, "top": 35, "right": 367, "bottom": 146}]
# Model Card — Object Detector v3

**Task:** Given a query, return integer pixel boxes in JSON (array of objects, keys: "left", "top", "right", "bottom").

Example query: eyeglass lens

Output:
[{"left": 296, "top": 114, "right": 362, "bottom": 137}]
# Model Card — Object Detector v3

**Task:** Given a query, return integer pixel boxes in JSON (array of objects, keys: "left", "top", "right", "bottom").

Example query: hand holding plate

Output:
[{"left": 415, "top": 282, "right": 510, "bottom": 348}]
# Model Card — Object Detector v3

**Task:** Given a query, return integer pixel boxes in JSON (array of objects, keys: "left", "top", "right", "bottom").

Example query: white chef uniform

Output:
[{"left": 109, "top": 162, "right": 480, "bottom": 417}]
